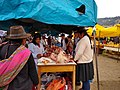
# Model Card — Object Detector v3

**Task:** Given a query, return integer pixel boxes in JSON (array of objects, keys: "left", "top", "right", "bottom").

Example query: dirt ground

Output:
[{"left": 91, "top": 55, "right": 120, "bottom": 90}]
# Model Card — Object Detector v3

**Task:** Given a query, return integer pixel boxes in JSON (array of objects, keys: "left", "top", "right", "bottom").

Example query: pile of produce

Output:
[{"left": 38, "top": 45, "right": 74, "bottom": 64}]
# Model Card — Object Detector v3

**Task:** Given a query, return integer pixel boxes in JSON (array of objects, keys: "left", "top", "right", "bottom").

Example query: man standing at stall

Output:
[{"left": 61, "top": 34, "right": 67, "bottom": 52}]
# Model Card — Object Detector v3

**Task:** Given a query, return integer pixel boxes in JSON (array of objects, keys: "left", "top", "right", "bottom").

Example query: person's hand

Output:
[
  {"left": 37, "top": 54, "right": 43, "bottom": 59},
  {"left": 74, "top": 60, "right": 78, "bottom": 63},
  {"left": 43, "top": 53, "right": 48, "bottom": 57},
  {"left": 35, "top": 84, "right": 40, "bottom": 90}
]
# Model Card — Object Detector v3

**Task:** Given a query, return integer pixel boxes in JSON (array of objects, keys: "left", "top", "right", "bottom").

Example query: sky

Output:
[{"left": 95, "top": 0, "right": 120, "bottom": 18}]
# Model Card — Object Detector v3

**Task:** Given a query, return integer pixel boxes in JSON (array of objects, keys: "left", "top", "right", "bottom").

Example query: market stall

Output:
[
  {"left": 38, "top": 62, "right": 76, "bottom": 90},
  {"left": 88, "top": 24, "right": 120, "bottom": 55},
  {"left": 103, "top": 25, "right": 120, "bottom": 60},
  {"left": 102, "top": 42, "right": 120, "bottom": 60},
  {"left": 35, "top": 45, "right": 75, "bottom": 89},
  {"left": 0, "top": 0, "right": 98, "bottom": 90}
]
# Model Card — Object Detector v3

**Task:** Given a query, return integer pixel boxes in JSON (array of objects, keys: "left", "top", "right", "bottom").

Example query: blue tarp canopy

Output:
[{"left": 0, "top": 0, "right": 97, "bottom": 26}]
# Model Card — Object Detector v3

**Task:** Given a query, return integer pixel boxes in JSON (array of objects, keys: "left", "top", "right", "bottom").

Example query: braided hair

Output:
[{"left": 78, "top": 29, "right": 92, "bottom": 49}]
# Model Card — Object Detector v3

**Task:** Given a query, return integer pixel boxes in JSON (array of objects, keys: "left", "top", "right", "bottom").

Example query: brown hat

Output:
[{"left": 6, "top": 26, "right": 31, "bottom": 39}]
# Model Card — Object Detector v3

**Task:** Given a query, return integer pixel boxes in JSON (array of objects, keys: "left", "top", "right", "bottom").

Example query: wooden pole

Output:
[
  {"left": 93, "top": 26, "right": 100, "bottom": 90},
  {"left": 73, "top": 32, "right": 75, "bottom": 58},
  {"left": 118, "top": 35, "right": 120, "bottom": 62},
  {"left": 97, "top": 31, "right": 100, "bottom": 55}
]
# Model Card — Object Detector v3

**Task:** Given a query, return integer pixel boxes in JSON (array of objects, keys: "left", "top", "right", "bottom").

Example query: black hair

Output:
[
  {"left": 5, "top": 39, "right": 22, "bottom": 58},
  {"left": 61, "top": 34, "right": 65, "bottom": 37},
  {"left": 78, "top": 29, "right": 92, "bottom": 48},
  {"left": 9, "top": 39, "right": 23, "bottom": 45},
  {"left": 32, "top": 33, "right": 41, "bottom": 45},
  {"left": 67, "top": 35, "right": 73, "bottom": 39},
  {"left": 73, "top": 27, "right": 84, "bottom": 32}
]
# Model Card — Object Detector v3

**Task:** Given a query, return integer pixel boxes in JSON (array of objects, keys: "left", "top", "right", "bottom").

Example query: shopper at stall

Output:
[
  {"left": 0, "top": 37, "right": 2, "bottom": 44},
  {"left": 41, "top": 35, "right": 47, "bottom": 47},
  {"left": 66, "top": 35, "right": 73, "bottom": 55},
  {"left": 47, "top": 36, "right": 52, "bottom": 47},
  {"left": 74, "top": 31, "right": 80, "bottom": 47},
  {"left": 28, "top": 33, "right": 45, "bottom": 66},
  {"left": 74, "top": 29, "right": 94, "bottom": 90},
  {"left": 0, "top": 26, "right": 39, "bottom": 90},
  {"left": 73, "top": 30, "right": 80, "bottom": 57},
  {"left": 61, "top": 34, "right": 67, "bottom": 52}
]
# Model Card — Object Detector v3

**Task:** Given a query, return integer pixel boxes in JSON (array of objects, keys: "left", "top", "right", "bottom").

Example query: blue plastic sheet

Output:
[{"left": 0, "top": 0, "right": 97, "bottom": 26}]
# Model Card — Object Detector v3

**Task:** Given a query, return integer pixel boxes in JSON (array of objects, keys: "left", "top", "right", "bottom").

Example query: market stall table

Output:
[
  {"left": 102, "top": 46, "right": 120, "bottom": 60},
  {"left": 103, "top": 46, "right": 120, "bottom": 52},
  {"left": 37, "top": 62, "right": 76, "bottom": 90}
]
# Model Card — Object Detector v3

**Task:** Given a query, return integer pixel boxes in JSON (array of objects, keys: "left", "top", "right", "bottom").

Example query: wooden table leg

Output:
[
  {"left": 73, "top": 66, "right": 76, "bottom": 90},
  {"left": 38, "top": 67, "right": 41, "bottom": 90}
]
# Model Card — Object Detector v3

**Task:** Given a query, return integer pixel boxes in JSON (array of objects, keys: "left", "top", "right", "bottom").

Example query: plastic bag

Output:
[{"left": 46, "top": 77, "right": 66, "bottom": 90}]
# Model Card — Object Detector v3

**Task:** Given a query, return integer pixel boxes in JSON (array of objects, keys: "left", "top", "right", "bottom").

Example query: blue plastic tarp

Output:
[{"left": 0, "top": 0, "right": 97, "bottom": 26}]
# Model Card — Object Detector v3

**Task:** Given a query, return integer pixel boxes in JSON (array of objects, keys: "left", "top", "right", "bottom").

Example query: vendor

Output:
[
  {"left": 28, "top": 33, "right": 45, "bottom": 66},
  {"left": 74, "top": 29, "right": 94, "bottom": 90}
]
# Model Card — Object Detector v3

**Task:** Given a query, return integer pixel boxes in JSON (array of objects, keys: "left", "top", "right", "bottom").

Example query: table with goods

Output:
[
  {"left": 102, "top": 43, "right": 120, "bottom": 60},
  {"left": 37, "top": 45, "right": 76, "bottom": 90}
]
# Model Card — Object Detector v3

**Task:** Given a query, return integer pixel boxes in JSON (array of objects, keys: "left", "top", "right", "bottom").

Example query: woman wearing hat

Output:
[
  {"left": 0, "top": 26, "right": 39, "bottom": 90},
  {"left": 74, "top": 29, "right": 94, "bottom": 90}
]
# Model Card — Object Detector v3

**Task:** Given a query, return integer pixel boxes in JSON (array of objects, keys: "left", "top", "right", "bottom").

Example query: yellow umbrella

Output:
[
  {"left": 87, "top": 24, "right": 105, "bottom": 37},
  {"left": 116, "top": 24, "right": 120, "bottom": 36},
  {"left": 101, "top": 25, "right": 120, "bottom": 37},
  {"left": 87, "top": 24, "right": 120, "bottom": 37},
  {"left": 116, "top": 24, "right": 120, "bottom": 27}
]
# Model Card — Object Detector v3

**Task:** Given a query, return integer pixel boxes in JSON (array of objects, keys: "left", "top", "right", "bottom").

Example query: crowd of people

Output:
[{"left": 0, "top": 26, "right": 94, "bottom": 90}]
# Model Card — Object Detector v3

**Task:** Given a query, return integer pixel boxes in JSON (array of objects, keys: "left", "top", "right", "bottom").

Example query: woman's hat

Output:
[{"left": 6, "top": 26, "right": 31, "bottom": 39}]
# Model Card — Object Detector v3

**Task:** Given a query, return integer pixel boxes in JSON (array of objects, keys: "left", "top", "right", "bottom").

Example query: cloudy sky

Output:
[{"left": 95, "top": 0, "right": 120, "bottom": 18}]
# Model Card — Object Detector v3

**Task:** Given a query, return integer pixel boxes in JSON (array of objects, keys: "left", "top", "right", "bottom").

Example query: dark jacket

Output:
[{"left": 0, "top": 44, "right": 39, "bottom": 90}]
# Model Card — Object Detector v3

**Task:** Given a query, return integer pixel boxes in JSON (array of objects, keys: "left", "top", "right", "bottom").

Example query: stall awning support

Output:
[{"left": 93, "top": 26, "right": 100, "bottom": 90}]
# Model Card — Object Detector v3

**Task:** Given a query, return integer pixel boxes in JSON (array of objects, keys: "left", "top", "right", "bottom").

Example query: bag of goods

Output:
[{"left": 46, "top": 77, "right": 66, "bottom": 90}]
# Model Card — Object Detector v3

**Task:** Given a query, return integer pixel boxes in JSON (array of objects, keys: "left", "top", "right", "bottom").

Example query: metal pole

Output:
[{"left": 93, "top": 26, "right": 100, "bottom": 90}]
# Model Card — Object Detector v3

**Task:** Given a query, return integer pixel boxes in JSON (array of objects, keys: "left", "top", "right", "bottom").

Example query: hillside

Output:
[{"left": 97, "top": 16, "right": 120, "bottom": 27}]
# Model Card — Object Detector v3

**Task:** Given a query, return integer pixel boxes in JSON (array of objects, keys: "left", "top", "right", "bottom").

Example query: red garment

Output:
[{"left": 32, "top": 85, "right": 36, "bottom": 90}]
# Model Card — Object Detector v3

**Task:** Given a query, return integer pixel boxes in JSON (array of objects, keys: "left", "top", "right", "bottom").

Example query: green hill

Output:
[{"left": 98, "top": 16, "right": 120, "bottom": 27}]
